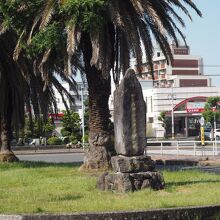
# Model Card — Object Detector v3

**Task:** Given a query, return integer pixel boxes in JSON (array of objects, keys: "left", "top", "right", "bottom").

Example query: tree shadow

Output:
[
  {"left": 52, "top": 194, "right": 83, "bottom": 201},
  {"left": 166, "top": 179, "right": 220, "bottom": 188},
  {"left": 156, "top": 165, "right": 192, "bottom": 171},
  {"left": 16, "top": 161, "right": 83, "bottom": 169}
]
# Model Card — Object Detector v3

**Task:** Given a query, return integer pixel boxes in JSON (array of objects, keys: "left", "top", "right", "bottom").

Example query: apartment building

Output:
[{"left": 135, "top": 44, "right": 220, "bottom": 138}]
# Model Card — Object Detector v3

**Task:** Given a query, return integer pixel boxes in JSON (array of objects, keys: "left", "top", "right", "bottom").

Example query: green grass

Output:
[{"left": 0, "top": 162, "right": 220, "bottom": 214}]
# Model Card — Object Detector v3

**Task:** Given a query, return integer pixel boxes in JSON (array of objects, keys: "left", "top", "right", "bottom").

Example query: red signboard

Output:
[
  {"left": 48, "top": 113, "right": 64, "bottom": 120},
  {"left": 186, "top": 102, "right": 205, "bottom": 113}
]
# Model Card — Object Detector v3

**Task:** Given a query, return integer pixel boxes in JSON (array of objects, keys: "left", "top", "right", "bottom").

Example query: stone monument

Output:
[{"left": 97, "top": 68, "right": 165, "bottom": 192}]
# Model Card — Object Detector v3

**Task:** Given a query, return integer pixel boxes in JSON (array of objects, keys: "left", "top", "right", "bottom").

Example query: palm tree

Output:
[
  {"left": 0, "top": 0, "right": 201, "bottom": 168},
  {"left": 0, "top": 31, "right": 27, "bottom": 161},
  {"left": 0, "top": 25, "right": 77, "bottom": 162}
]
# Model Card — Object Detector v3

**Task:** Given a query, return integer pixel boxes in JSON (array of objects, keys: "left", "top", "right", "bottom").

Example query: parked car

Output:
[
  {"left": 29, "top": 138, "right": 40, "bottom": 146},
  {"left": 204, "top": 129, "right": 211, "bottom": 140},
  {"left": 214, "top": 129, "right": 220, "bottom": 140},
  {"left": 209, "top": 129, "right": 220, "bottom": 140}
]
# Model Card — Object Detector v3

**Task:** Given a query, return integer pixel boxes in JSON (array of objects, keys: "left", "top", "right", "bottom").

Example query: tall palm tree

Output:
[
  {"left": 0, "top": 22, "right": 77, "bottom": 162},
  {"left": 0, "top": 31, "right": 27, "bottom": 161},
  {"left": 0, "top": 0, "right": 201, "bottom": 168}
]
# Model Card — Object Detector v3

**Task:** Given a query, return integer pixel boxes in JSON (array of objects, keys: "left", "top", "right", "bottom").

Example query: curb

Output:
[{"left": 1, "top": 205, "right": 220, "bottom": 220}]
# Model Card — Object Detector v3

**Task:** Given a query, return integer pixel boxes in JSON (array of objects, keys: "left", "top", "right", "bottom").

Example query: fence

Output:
[{"left": 146, "top": 140, "right": 219, "bottom": 157}]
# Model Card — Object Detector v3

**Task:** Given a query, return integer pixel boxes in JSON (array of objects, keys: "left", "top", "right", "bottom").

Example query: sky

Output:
[{"left": 181, "top": 0, "right": 220, "bottom": 86}]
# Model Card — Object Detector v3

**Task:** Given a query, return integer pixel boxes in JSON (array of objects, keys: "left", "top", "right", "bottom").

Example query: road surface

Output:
[{"left": 17, "top": 152, "right": 84, "bottom": 163}]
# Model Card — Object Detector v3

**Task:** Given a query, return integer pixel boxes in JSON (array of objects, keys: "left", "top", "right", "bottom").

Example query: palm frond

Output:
[
  {"left": 13, "top": 29, "right": 26, "bottom": 61},
  {"left": 27, "top": 15, "right": 42, "bottom": 45},
  {"left": 39, "top": 0, "right": 56, "bottom": 30}
]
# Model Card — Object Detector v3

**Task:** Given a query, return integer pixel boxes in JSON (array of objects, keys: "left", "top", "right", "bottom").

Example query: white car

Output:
[
  {"left": 29, "top": 138, "right": 40, "bottom": 146},
  {"left": 214, "top": 129, "right": 220, "bottom": 140},
  {"left": 210, "top": 129, "right": 220, "bottom": 140}
]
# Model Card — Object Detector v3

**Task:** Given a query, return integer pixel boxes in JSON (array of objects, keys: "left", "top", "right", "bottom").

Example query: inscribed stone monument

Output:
[
  {"left": 97, "top": 69, "right": 165, "bottom": 192},
  {"left": 114, "top": 69, "right": 146, "bottom": 156}
]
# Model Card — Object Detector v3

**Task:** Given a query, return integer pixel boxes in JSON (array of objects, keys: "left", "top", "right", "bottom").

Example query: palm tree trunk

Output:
[
  {"left": 82, "top": 33, "right": 115, "bottom": 170},
  {"left": 0, "top": 116, "right": 11, "bottom": 152},
  {"left": 0, "top": 94, "right": 18, "bottom": 162}
]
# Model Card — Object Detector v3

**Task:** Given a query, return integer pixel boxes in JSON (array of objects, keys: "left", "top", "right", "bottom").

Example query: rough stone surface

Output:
[
  {"left": 114, "top": 69, "right": 146, "bottom": 156},
  {"left": 149, "top": 171, "right": 166, "bottom": 190},
  {"left": 130, "top": 171, "right": 165, "bottom": 190},
  {"left": 141, "top": 179, "right": 151, "bottom": 189},
  {"left": 96, "top": 172, "right": 109, "bottom": 191},
  {"left": 97, "top": 171, "right": 165, "bottom": 192},
  {"left": 106, "top": 173, "right": 133, "bottom": 192},
  {"left": 0, "top": 152, "right": 19, "bottom": 163},
  {"left": 111, "top": 155, "right": 155, "bottom": 173}
]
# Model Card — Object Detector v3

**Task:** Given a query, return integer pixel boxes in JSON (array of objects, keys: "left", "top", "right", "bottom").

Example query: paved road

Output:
[
  {"left": 17, "top": 153, "right": 84, "bottom": 163},
  {"left": 16, "top": 150, "right": 218, "bottom": 163},
  {"left": 16, "top": 152, "right": 220, "bottom": 174},
  {"left": 15, "top": 150, "right": 220, "bottom": 174}
]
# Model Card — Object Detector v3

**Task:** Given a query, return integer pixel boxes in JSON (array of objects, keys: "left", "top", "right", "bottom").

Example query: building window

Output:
[{"left": 157, "top": 52, "right": 160, "bottom": 57}]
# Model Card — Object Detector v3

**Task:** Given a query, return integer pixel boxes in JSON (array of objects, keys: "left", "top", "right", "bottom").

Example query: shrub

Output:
[
  {"left": 47, "top": 137, "right": 63, "bottom": 145},
  {"left": 62, "top": 136, "right": 70, "bottom": 144},
  {"left": 61, "top": 128, "right": 71, "bottom": 137},
  {"left": 69, "top": 135, "right": 78, "bottom": 145},
  {"left": 81, "top": 134, "right": 89, "bottom": 143}
]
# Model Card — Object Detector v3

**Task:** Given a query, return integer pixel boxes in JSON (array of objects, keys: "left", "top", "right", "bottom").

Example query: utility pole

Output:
[
  {"left": 171, "top": 85, "right": 175, "bottom": 139},
  {"left": 168, "top": 83, "right": 176, "bottom": 139}
]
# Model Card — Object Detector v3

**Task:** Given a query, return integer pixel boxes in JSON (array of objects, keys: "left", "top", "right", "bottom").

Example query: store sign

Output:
[
  {"left": 174, "top": 48, "right": 189, "bottom": 55},
  {"left": 186, "top": 102, "right": 205, "bottom": 113},
  {"left": 48, "top": 113, "right": 64, "bottom": 121}
]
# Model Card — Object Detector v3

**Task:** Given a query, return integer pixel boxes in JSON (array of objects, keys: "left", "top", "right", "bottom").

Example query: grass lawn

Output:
[{"left": 0, "top": 162, "right": 220, "bottom": 214}]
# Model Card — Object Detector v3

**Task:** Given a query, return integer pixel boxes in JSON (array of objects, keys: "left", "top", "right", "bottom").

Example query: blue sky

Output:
[{"left": 181, "top": 0, "right": 220, "bottom": 86}]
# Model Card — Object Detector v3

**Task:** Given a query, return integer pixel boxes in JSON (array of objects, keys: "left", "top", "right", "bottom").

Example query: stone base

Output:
[
  {"left": 97, "top": 171, "right": 165, "bottom": 193},
  {"left": 0, "top": 152, "right": 19, "bottom": 163},
  {"left": 111, "top": 155, "right": 155, "bottom": 173}
]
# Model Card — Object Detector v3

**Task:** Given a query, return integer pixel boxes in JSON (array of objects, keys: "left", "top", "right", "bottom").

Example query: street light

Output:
[{"left": 168, "top": 84, "right": 176, "bottom": 139}]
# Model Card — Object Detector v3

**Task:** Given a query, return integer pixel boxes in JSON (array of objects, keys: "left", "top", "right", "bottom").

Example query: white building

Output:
[
  {"left": 109, "top": 44, "right": 220, "bottom": 138},
  {"left": 52, "top": 82, "right": 88, "bottom": 136},
  {"left": 54, "top": 82, "right": 88, "bottom": 116},
  {"left": 143, "top": 85, "right": 220, "bottom": 138},
  {"left": 54, "top": 83, "right": 70, "bottom": 113},
  {"left": 137, "top": 44, "right": 220, "bottom": 138}
]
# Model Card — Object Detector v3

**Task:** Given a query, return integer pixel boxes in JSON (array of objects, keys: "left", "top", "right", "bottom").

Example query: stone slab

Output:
[
  {"left": 111, "top": 155, "right": 155, "bottom": 173},
  {"left": 97, "top": 171, "right": 165, "bottom": 192},
  {"left": 105, "top": 173, "right": 133, "bottom": 193}
]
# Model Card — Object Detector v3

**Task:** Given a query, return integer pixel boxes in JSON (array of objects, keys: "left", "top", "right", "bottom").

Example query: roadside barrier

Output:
[{"left": 146, "top": 140, "right": 219, "bottom": 157}]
